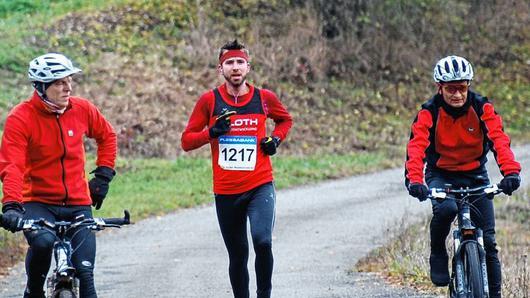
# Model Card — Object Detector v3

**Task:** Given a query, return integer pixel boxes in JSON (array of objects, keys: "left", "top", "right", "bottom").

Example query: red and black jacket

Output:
[{"left": 405, "top": 91, "right": 521, "bottom": 186}]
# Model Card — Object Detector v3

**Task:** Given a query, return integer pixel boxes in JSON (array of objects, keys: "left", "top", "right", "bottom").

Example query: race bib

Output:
[{"left": 218, "top": 136, "right": 257, "bottom": 171}]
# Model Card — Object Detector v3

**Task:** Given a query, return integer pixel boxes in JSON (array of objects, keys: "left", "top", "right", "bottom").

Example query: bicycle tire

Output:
[
  {"left": 464, "top": 242, "right": 485, "bottom": 298},
  {"left": 55, "top": 289, "right": 76, "bottom": 298}
]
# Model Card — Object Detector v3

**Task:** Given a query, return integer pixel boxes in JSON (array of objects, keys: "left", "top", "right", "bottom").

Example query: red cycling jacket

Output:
[
  {"left": 405, "top": 91, "right": 521, "bottom": 185},
  {"left": 0, "top": 91, "right": 117, "bottom": 206},
  {"left": 181, "top": 83, "right": 292, "bottom": 194}
]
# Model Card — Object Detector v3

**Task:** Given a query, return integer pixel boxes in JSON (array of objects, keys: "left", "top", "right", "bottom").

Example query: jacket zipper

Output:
[{"left": 56, "top": 115, "right": 69, "bottom": 205}]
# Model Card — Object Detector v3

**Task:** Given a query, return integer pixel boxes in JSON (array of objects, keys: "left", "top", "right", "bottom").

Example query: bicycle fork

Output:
[
  {"left": 452, "top": 230, "right": 490, "bottom": 297},
  {"left": 476, "top": 230, "right": 490, "bottom": 297},
  {"left": 453, "top": 230, "right": 465, "bottom": 296},
  {"left": 47, "top": 241, "right": 79, "bottom": 297}
]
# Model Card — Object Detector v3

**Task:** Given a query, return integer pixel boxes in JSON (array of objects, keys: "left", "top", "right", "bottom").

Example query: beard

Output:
[{"left": 223, "top": 72, "right": 247, "bottom": 87}]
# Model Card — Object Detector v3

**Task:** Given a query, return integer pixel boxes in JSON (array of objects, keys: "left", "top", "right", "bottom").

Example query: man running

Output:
[{"left": 181, "top": 40, "right": 292, "bottom": 298}]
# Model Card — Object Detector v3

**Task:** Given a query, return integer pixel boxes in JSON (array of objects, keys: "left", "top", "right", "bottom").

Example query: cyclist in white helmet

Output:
[
  {"left": 1, "top": 53, "right": 117, "bottom": 298},
  {"left": 405, "top": 55, "right": 521, "bottom": 297}
]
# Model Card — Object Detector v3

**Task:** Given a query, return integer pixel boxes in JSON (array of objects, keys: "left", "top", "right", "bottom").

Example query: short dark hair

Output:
[{"left": 218, "top": 39, "right": 249, "bottom": 59}]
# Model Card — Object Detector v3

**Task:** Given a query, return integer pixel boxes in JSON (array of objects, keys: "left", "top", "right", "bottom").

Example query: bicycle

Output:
[
  {"left": 428, "top": 184, "right": 503, "bottom": 298},
  {"left": 1, "top": 210, "right": 131, "bottom": 298}
]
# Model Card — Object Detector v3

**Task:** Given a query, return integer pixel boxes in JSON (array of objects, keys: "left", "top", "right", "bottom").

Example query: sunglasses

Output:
[{"left": 442, "top": 84, "right": 469, "bottom": 94}]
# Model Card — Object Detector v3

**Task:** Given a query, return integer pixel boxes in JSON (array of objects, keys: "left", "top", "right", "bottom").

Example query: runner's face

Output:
[
  {"left": 219, "top": 57, "right": 250, "bottom": 87},
  {"left": 439, "top": 81, "right": 469, "bottom": 108},
  {"left": 45, "top": 76, "right": 72, "bottom": 109}
]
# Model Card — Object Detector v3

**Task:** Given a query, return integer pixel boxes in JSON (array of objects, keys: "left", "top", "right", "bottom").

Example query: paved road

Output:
[{"left": 1, "top": 146, "right": 528, "bottom": 297}]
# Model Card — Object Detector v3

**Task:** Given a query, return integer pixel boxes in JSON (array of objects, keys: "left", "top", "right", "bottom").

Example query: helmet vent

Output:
[{"left": 452, "top": 59, "right": 459, "bottom": 73}]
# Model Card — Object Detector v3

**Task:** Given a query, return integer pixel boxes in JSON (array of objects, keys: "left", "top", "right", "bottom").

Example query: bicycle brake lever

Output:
[
  {"left": 484, "top": 184, "right": 500, "bottom": 194},
  {"left": 431, "top": 188, "right": 447, "bottom": 199}
]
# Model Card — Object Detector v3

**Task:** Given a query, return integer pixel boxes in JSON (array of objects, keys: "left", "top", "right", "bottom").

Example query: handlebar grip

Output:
[{"left": 102, "top": 210, "right": 131, "bottom": 226}]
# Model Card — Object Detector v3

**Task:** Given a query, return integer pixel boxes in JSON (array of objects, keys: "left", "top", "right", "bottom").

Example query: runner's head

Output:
[
  {"left": 218, "top": 40, "right": 251, "bottom": 87},
  {"left": 433, "top": 55, "right": 473, "bottom": 108}
]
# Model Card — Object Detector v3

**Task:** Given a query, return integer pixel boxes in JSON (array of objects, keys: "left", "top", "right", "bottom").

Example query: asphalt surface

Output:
[{"left": 1, "top": 145, "right": 528, "bottom": 297}]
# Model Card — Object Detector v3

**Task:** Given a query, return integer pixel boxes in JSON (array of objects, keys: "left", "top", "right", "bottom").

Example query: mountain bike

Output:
[
  {"left": 2, "top": 210, "right": 131, "bottom": 298},
  {"left": 428, "top": 184, "right": 503, "bottom": 298}
]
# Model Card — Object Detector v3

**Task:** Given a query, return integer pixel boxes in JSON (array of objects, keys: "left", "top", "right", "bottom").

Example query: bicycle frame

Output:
[{"left": 430, "top": 184, "right": 501, "bottom": 298}]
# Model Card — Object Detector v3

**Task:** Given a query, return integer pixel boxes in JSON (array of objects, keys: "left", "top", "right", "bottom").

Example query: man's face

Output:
[
  {"left": 45, "top": 76, "right": 72, "bottom": 109},
  {"left": 438, "top": 81, "right": 469, "bottom": 108},
  {"left": 219, "top": 57, "right": 250, "bottom": 87}
]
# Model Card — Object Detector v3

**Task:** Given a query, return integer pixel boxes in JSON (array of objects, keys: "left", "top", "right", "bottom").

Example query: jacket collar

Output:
[
  {"left": 435, "top": 92, "right": 472, "bottom": 119},
  {"left": 29, "top": 91, "right": 72, "bottom": 115}
]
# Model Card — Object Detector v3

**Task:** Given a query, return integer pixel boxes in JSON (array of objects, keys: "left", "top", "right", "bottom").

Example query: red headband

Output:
[{"left": 219, "top": 50, "right": 249, "bottom": 65}]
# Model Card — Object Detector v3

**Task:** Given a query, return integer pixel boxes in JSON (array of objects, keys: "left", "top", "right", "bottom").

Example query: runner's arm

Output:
[
  {"left": 181, "top": 94, "right": 213, "bottom": 151},
  {"left": 261, "top": 90, "right": 292, "bottom": 142}
]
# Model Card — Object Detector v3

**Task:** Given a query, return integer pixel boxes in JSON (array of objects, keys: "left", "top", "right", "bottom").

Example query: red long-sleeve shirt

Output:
[
  {"left": 181, "top": 83, "right": 292, "bottom": 194},
  {"left": 0, "top": 92, "right": 117, "bottom": 206}
]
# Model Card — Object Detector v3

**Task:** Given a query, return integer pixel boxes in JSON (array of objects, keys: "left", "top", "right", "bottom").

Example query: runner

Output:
[{"left": 181, "top": 40, "right": 293, "bottom": 298}]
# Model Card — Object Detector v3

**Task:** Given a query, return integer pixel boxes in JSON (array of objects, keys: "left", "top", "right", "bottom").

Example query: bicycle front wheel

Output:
[
  {"left": 54, "top": 289, "right": 76, "bottom": 298},
  {"left": 464, "top": 242, "right": 485, "bottom": 298}
]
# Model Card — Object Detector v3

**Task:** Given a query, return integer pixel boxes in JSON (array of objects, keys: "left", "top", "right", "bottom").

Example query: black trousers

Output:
[
  {"left": 215, "top": 182, "right": 276, "bottom": 298},
  {"left": 426, "top": 170, "right": 502, "bottom": 298},
  {"left": 22, "top": 202, "right": 97, "bottom": 298}
]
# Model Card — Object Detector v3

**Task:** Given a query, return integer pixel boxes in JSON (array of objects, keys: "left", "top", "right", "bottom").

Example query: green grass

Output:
[
  {"left": 93, "top": 150, "right": 394, "bottom": 218},
  {"left": 0, "top": 0, "right": 133, "bottom": 111}
]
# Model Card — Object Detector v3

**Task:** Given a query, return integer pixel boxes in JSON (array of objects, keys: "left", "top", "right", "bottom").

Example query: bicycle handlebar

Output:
[
  {"left": 0, "top": 210, "right": 131, "bottom": 232},
  {"left": 428, "top": 183, "right": 503, "bottom": 200},
  {"left": 94, "top": 210, "right": 131, "bottom": 226}
]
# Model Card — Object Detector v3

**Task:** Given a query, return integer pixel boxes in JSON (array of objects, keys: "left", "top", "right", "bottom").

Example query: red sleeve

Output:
[
  {"left": 86, "top": 101, "right": 117, "bottom": 169},
  {"left": 261, "top": 89, "right": 293, "bottom": 141},
  {"left": 405, "top": 109, "right": 433, "bottom": 185},
  {"left": 0, "top": 112, "right": 29, "bottom": 204},
  {"left": 181, "top": 92, "right": 213, "bottom": 151},
  {"left": 481, "top": 103, "right": 521, "bottom": 176}
]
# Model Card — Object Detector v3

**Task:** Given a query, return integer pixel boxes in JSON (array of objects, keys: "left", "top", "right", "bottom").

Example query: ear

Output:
[
  {"left": 436, "top": 83, "right": 442, "bottom": 94},
  {"left": 217, "top": 64, "right": 223, "bottom": 75}
]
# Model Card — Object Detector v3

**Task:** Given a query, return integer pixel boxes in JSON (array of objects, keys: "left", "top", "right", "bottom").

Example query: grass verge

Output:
[{"left": 356, "top": 188, "right": 530, "bottom": 298}]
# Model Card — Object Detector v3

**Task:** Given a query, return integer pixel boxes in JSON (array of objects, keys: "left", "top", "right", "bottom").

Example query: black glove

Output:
[
  {"left": 499, "top": 173, "right": 521, "bottom": 196},
  {"left": 89, "top": 166, "right": 115, "bottom": 210},
  {"left": 1, "top": 202, "right": 24, "bottom": 233},
  {"left": 209, "top": 110, "right": 236, "bottom": 139},
  {"left": 260, "top": 136, "right": 281, "bottom": 156},
  {"left": 408, "top": 183, "right": 429, "bottom": 202}
]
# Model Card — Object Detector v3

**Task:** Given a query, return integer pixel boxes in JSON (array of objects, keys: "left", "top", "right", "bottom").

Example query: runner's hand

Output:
[
  {"left": 260, "top": 136, "right": 281, "bottom": 156},
  {"left": 209, "top": 110, "right": 235, "bottom": 139}
]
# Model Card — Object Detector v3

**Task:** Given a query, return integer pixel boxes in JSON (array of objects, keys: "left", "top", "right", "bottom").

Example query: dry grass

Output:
[
  {"left": 0, "top": 231, "right": 26, "bottom": 278},
  {"left": 357, "top": 190, "right": 530, "bottom": 298}
]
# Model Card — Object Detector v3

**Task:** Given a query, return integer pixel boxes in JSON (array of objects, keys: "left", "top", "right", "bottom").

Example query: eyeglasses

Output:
[{"left": 442, "top": 84, "right": 469, "bottom": 94}]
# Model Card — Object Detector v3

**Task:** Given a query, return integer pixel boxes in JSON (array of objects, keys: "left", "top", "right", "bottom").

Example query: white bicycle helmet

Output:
[
  {"left": 28, "top": 53, "right": 81, "bottom": 83},
  {"left": 433, "top": 55, "right": 473, "bottom": 83}
]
